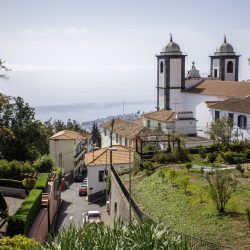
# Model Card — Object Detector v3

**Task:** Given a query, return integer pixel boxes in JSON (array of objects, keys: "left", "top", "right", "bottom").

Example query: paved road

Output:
[{"left": 55, "top": 182, "right": 112, "bottom": 233}]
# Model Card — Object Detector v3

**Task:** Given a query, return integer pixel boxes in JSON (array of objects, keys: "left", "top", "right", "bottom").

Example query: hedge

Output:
[
  {"left": 7, "top": 189, "right": 42, "bottom": 236},
  {"left": 34, "top": 173, "right": 49, "bottom": 192},
  {"left": 0, "top": 179, "right": 23, "bottom": 189},
  {"left": 222, "top": 151, "right": 247, "bottom": 164},
  {"left": 0, "top": 191, "right": 8, "bottom": 216}
]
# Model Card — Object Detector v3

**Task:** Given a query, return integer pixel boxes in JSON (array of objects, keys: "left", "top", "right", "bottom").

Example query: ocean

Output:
[{"left": 34, "top": 101, "right": 155, "bottom": 123}]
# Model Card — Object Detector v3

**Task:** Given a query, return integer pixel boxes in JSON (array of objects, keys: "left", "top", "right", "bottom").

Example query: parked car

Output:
[
  {"left": 84, "top": 210, "right": 102, "bottom": 224},
  {"left": 75, "top": 175, "right": 83, "bottom": 182},
  {"left": 79, "top": 184, "right": 87, "bottom": 196},
  {"left": 82, "top": 178, "right": 88, "bottom": 186}
]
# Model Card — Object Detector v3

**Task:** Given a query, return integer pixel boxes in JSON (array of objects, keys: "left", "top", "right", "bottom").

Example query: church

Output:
[{"left": 156, "top": 35, "right": 250, "bottom": 139}]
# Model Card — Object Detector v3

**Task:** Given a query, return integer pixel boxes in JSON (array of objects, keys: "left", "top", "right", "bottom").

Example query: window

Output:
[
  {"left": 116, "top": 133, "right": 118, "bottom": 143},
  {"left": 227, "top": 61, "right": 233, "bottom": 73},
  {"left": 125, "top": 138, "right": 128, "bottom": 147},
  {"left": 215, "top": 110, "right": 220, "bottom": 120},
  {"left": 238, "top": 115, "right": 247, "bottom": 129},
  {"left": 114, "top": 202, "right": 117, "bottom": 213},
  {"left": 160, "top": 61, "right": 164, "bottom": 73},
  {"left": 228, "top": 113, "right": 234, "bottom": 123},
  {"left": 104, "top": 129, "right": 107, "bottom": 136},
  {"left": 147, "top": 119, "right": 150, "bottom": 128},
  {"left": 119, "top": 136, "right": 122, "bottom": 145},
  {"left": 158, "top": 122, "right": 161, "bottom": 130},
  {"left": 214, "top": 69, "right": 218, "bottom": 78},
  {"left": 99, "top": 170, "right": 104, "bottom": 182}
]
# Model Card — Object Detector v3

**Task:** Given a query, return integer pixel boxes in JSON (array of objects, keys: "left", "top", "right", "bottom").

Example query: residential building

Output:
[
  {"left": 209, "top": 96, "right": 250, "bottom": 140},
  {"left": 49, "top": 130, "right": 92, "bottom": 176},
  {"left": 85, "top": 145, "right": 133, "bottom": 201},
  {"left": 142, "top": 109, "right": 197, "bottom": 135}
]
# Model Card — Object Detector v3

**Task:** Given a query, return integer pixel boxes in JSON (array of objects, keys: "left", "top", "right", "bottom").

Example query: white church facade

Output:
[{"left": 156, "top": 35, "right": 250, "bottom": 139}]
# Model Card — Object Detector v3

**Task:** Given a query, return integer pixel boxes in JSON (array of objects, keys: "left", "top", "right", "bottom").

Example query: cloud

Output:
[{"left": 64, "top": 26, "right": 88, "bottom": 36}]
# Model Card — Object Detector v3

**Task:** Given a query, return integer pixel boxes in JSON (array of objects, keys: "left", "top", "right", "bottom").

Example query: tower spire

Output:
[
  {"left": 170, "top": 32, "right": 173, "bottom": 42},
  {"left": 224, "top": 34, "right": 227, "bottom": 43}
]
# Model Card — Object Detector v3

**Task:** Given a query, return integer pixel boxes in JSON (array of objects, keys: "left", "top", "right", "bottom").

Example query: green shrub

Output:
[
  {"left": 179, "top": 177, "right": 189, "bottom": 195},
  {"left": 244, "top": 149, "right": 250, "bottom": 159},
  {"left": 142, "top": 144, "right": 158, "bottom": 153},
  {"left": 169, "top": 169, "right": 178, "bottom": 187},
  {"left": 22, "top": 178, "right": 36, "bottom": 192},
  {"left": 198, "top": 146, "right": 207, "bottom": 159},
  {"left": 32, "top": 154, "right": 53, "bottom": 173},
  {"left": 185, "top": 163, "right": 192, "bottom": 172},
  {"left": 0, "top": 179, "right": 23, "bottom": 189},
  {"left": 0, "top": 234, "right": 41, "bottom": 249},
  {"left": 0, "top": 191, "right": 8, "bottom": 216},
  {"left": 143, "top": 161, "right": 153, "bottom": 175},
  {"left": 34, "top": 173, "right": 49, "bottom": 192},
  {"left": 206, "top": 152, "right": 217, "bottom": 163},
  {"left": 0, "top": 160, "right": 34, "bottom": 180},
  {"left": 7, "top": 189, "right": 42, "bottom": 236},
  {"left": 222, "top": 151, "right": 247, "bottom": 164},
  {"left": 153, "top": 152, "right": 168, "bottom": 164},
  {"left": 174, "top": 147, "right": 190, "bottom": 162}
]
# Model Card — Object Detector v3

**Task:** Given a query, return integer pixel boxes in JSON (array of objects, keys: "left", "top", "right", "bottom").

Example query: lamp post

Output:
[{"left": 109, "top": 147, "right": 132, "bottom": 222}]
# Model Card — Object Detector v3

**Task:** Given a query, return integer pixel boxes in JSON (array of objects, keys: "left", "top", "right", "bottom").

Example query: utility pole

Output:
[
  {"left": 110, "top": 118, "right": 115, "bottom": 168},
  {"left": 129, "top": 149, "right": 132, "bottom": 222}
]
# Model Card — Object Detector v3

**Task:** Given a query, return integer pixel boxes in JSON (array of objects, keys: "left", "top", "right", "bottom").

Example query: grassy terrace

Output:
[{"left": 122, "top": 163, "right": 250, "bottom": 249}]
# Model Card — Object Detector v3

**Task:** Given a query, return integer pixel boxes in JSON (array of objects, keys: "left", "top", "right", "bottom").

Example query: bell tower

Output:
[
  {"left": 156, "top": 34, "right": 186, "bottom": 111},
  {"left": 209, "top": 36, "right": 240, "bottom": 81}
]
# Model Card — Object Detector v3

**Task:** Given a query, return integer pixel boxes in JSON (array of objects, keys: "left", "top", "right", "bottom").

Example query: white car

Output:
[{"left": 84, "top": 210, "right": 102, "bottom": 224}]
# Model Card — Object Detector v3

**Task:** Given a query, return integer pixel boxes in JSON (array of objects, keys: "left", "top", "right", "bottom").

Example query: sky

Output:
[{"left": 0, "top": 0, "right": 250, "bottom": 108}]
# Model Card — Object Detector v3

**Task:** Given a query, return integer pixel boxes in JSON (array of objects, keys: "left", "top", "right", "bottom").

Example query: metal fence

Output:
[{"left": 111, "top": 165, "right": 233, "bottom": 250}]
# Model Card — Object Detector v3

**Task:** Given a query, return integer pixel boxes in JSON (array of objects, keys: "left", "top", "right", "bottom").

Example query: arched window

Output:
[
  {"left": 227, "top": 61, "right": 233, "bottom": 73},
  {"left": 160, "top": 61, "right": 163, "bottom": 73}
]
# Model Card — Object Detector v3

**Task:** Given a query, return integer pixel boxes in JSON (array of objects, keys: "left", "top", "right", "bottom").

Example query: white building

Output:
[
  {"left": 142, "top": 109, "right": 197, "bottom": 135},
  {"left": 156, "top": 34, "right": 250, "bottom": 139},
  {"left": 85, "top": 145, "right": 133, "bottom": 202},
  {"left": 209, "top": 96, "right": 250, "bottom": 140},
  {"left": 49, "top": 130, "right": 92, "bottom": 176}
]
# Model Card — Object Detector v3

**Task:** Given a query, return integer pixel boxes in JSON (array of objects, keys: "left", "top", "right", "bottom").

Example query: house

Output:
[
  {"left": 101, "top": 118, "right": 145, "bottom": 149},
  {"left": 155, "top": 34, "right": 250, "bottom": 138},
  {"left": 49, "top": 130, "right": 92, "bottom": 176},
  {"left": 85, "top": 145, "right": 134, "bottom": 202},
  {"left": 142, "top": 109, "right": 197, "bottom": 136},
  {"left": 209, "top": 96, "right": 250, "bottom": 140}
]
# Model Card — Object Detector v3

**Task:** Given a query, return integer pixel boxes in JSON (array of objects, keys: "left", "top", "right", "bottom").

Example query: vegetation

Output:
[
  {"left": 33, "top": 154, "right": 53, "bottom": 173},
  {"left": 142, "top": 144, "right": 158, "bottom": 153},
  {"left": 0, "top": 160, "right": 34, "bottom": 180},
  {"left": 7, "top": 189, "right": 42, "bottom": 235},
  {"left": 222, "top": 151, "right": 247, "bottom": 164},
  {"left": 0, "top": 234, "right": 41, "bottom": 250},
  {"left": 126, "top": 165, "right": 250, "bottom": 248},
  {"left": 91, "top": 121, "right": 101, "bottom": 148},
  {"left": 34, "top": 173, "right": 49, "bottom": 192},
  {"left": 0, "top": 191, "right": 8, "bottom": 217},
  {"left": 0, "top": 59, "right": 10, "bottom": 80},
  {"left": 206, "top": 171, "right": 237, "bottom": 213},
  {"left": 22, "top": 178, "right": 36, "bottom": 193},
  {"left": 44, "top": 220, "right": 183, "bottom": 250},
  {"left": 246, "top": 207, "right": 250, "bottom": 228}
]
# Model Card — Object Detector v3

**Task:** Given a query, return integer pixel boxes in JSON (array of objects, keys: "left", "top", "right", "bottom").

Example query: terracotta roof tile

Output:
[
  {"left": 209, "top": 96, "right": 250, "bottom": 114},
  {"left": 186, "top": 79, "right": 250, "bottom": 97},
  {"left": 85, "top": 145, "right": 134, "bottom": 166},
  {"left": 50, "top": 130, "right": 91, "bottom": 140},
  {"left": 143, "top": 110, "right": 176, "bottom": 122},
  {"left": 101, "top": 118, "right": 144, "bottom": 139}
]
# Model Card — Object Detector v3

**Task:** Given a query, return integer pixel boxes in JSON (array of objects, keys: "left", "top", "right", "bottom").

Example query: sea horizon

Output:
[{"left": 34, "top": 100, "right": 155, "bottom": 123}]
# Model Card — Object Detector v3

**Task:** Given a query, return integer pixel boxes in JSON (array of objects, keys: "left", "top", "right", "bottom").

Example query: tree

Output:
[
  {"left": 206, "top": 170, "right": 237, "bottom": 213},
  {"left": 169, "top": 169, "right": 177, "bottom": 187},
  {"left": 33, "top": 154, "right": 54, "bottom": 173},
  {"left": 0, "top": 96, "right": 49, "bottom": 161},
  {"left": 0, "top": 59, "right": 10, "bottom": 80},
  {"left": 208, "top": 117, "right": 236, "bottom": 149},
  {"left": 91, "top": 122, "right": 101, "bottom": 147},
  {"left": 180, "top": 177, "right": 189, "bottom": 195}
]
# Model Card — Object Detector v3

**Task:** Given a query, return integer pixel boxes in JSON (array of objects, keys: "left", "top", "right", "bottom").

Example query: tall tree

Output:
[
  {"left": 91, "top": 122, "right": 101, "bottom": 147},
  {"left": 0, "top": 59, "right": 10, "bottom": 80}
]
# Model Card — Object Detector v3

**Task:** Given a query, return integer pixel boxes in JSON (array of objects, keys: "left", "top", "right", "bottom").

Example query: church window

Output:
[
  {"left": 238, "top": 115, "right": 247, "bottom": 129},
  {"left": 227, "top": 61, "right": 233, "bottom": 73},
  {"left": 215, "top": 111, "right": 220, "bottom": 120},
  {"left": 160, "top": 61, "right": 164, "bottom": 73}
]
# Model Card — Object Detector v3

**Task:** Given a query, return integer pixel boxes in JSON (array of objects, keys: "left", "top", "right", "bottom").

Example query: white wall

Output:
[
  {"left": 169, "top": 89, "right": 184, "bottom": 111},
  {"left": 88, "top": 163, "right": 130, "bottom": 195},
  {"left": 170, "top": 58, "right": 181, "bottom": 87},
  {"left": 211, "top": 109, "right": 250, "bottom": 140},
  {"left": 212, "top": 59, "right": 220, "bottom": 78},
  {"left": 159, "top": 89, "right": 165, "bottom": 109}
]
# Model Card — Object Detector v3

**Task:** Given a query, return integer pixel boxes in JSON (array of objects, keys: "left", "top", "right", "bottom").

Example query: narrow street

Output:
[{"left": 55, "top": 182, "right": 112, "bottom": 233}]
